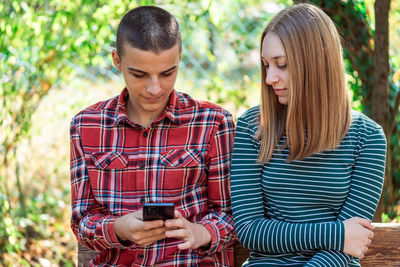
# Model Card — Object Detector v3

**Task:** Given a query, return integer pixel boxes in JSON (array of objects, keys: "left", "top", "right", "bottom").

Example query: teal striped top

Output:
[{"left": 230, "top": 106, "right": 386, "bottom": 267}]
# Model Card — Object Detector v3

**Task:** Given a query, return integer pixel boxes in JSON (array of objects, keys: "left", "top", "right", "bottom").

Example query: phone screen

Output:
[{"left": 143, "top": 203, "right": 175, "bottom": 221}]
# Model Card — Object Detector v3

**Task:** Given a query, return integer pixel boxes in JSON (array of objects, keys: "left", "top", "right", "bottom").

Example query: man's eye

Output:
[
  {"left": 278, "top": 64, "right": 287, "bottom": 69},
  {"left": 162, "top": 72, "right": 173, "bottom": 77},
  {"left": 132, "top": 73, "right": 145, "bottom": 78}
]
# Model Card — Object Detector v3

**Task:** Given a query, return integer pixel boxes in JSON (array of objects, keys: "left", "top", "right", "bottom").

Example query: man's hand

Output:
[
  {"left": 343, "top": 217, "right": 374, "bottom": 259},
  {"left": 114, "top": 210, "right": 168, "bottom": 246},
  {"left": 164, "top": 211, "right": 212, "bottom": 250}
]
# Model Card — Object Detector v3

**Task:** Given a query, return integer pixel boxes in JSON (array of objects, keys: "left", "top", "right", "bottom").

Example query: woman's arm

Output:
[
  {"left": 304, "top": 126, "right": 387, "bottom": 266},
  {"left": 231, "top": 115, "right": 344, "bottom": 254}
]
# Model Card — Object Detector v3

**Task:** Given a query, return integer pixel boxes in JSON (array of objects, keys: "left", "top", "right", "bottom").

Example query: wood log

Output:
[{"left": 78, "top": 223, "right": 400, "bottom": 267}]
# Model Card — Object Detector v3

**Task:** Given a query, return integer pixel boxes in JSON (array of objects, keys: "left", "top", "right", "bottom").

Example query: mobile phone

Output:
[{"left": 143, "top": 203, "right": 175, "bottom": 221}]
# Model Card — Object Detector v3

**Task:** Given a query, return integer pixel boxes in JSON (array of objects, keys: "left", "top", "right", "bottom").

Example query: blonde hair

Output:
[{"left": 257, "top": 3, "right": 351, "bottom": 162}]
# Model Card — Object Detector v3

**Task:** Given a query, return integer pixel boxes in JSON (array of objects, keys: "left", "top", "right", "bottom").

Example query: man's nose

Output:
[{"left": 147, "top": 77, "right": 161, "bottom": 95}]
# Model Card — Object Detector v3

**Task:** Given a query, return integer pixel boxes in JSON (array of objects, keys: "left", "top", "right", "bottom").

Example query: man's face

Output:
[{"left": 112, "top": 43, "right": 181, "bottom": 123}]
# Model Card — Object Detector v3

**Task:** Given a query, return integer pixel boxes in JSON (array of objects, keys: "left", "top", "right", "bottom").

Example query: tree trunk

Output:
[{"left": 372, "top": 0, "right": 392, "bottom": 222}]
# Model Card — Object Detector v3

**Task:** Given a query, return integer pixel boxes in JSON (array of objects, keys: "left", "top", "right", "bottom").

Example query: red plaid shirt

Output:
[{"left": 70, "top": 88, "right": 236, "bottom": 266}]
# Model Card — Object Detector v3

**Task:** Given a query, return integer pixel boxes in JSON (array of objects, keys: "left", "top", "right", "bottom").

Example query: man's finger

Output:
[
  {"left": 165, "top": 228, "right": 187, "bottom": 239},
  {"left": 178, "top": 240, "right": 192, "bottom": 250},
  {"left": 133, "top": 209, "right": 143, "bottom": 219},
  {"left": 142, "top": 220, "right": 165, "bottom": 230},
  {"left": 140, "top": 233, "right": 167, "bottom": 246},
  {"left": 165, "top": 214, "right": 187, "bottom": 229},
  {"left": 174, "top": 210, "right": 183, "bottom": 218}
]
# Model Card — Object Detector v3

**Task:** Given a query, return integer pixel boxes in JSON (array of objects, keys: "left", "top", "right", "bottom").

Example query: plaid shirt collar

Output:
[{"left": 114, "top": 88, "right": 180, "bottom": 127}]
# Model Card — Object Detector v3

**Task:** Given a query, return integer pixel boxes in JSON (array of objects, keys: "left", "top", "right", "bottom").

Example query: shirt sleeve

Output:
[
  {"left": 197, "top": 111, "right": 236, "bottom": 255},
  {"left": 70, "top": 118, "right": 130, "bottom": 251},
  {"left": 304, "top": 126, "right": 387, "bottom": 266},
  {"left": 231, "top": 115, "right": 345, "bottom": 254}
]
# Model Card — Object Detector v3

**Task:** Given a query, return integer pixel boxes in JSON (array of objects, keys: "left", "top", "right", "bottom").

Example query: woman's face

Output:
[{"left": 261, "top": 32, "right": 289, "bottom": 105}]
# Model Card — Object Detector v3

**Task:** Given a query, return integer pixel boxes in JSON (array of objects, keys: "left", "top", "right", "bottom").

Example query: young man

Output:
[{"left": 70, "top": 6, "right": 236, "bottom": 266}]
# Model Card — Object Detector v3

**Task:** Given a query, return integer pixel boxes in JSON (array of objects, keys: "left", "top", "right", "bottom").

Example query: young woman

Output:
[{"left": 230, "top": 4, "right": 387, "bottom": 266}]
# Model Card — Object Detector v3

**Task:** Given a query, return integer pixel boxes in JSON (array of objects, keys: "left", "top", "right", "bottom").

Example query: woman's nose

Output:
[{"left": 266, "top": 70, "right": 279, "bottom": 85}]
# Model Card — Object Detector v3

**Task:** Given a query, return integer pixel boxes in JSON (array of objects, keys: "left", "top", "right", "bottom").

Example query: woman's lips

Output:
[{"left": 274, "top": 89, "right": 287, "bottom": 96}]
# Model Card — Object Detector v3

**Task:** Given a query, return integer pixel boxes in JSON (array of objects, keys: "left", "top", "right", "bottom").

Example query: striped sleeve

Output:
[
  {"left": 305, "top": 126, "right": 387, "bottom": 266},
  {"left": 231, "top": 115, "right": 344, "bottom": 254}
]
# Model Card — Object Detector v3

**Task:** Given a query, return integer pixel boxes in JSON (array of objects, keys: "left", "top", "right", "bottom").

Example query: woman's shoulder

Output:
[
  {"left": 237, "top": 105, "right": 260, "bottom": 126},
  {"left": 350, "top": 110, "right": 385, "bottom": 134},
  {"left": 349, "top": 110, "right": 386, "bottom": 149}
]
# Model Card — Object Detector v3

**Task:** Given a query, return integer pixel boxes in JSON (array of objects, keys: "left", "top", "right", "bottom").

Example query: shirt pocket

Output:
[
  {"left": 159, "top": 149, "right": 205, "bottom": 191},
  {"left": 87, "top": 151, "right": 128, "bottom": 214},
  {"left": 160, "top": 149, "right": 202, "bottom": 168},
  {"left": 90, "top": 151, "right": 128, "bottom": 170}
]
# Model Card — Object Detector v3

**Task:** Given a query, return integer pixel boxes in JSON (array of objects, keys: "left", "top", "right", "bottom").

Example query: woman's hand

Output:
[
  {"left": 343, "top": 217, "right": 374, "bottom": 259},
  {"left": 164, "top": 210, "right": 212, "bottom": 250}
]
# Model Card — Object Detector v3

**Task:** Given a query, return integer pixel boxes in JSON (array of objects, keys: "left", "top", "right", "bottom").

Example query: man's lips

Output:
[{"left": 145, "top": 96, "right": 162, "bottom": 103}]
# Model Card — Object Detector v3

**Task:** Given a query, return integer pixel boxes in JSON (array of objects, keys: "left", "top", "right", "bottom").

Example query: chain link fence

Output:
[
  {"left": 175, "top": 1, "right": 284, "bottom": 117},
  {"left": 95, "top": 1, "right": 285, "bottom": 118}
]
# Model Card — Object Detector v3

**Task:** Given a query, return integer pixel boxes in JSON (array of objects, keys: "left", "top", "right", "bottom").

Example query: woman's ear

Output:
[{"left": 112, "top": 50, "right": 121, "bottom": 72}]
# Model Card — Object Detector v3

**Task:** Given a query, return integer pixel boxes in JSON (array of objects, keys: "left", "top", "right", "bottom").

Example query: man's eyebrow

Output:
[
  {"left": 162, "top": 65, "right": 178, "bottom": 73},
  {"left": 127, "top": 67, "right": 146, "bottom": 74},
  {"left": 127, "top": 65, "right": 178, "bottom": 74}
]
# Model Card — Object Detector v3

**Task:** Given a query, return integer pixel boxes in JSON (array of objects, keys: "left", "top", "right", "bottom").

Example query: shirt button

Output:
[
  {"left": 140, "top": 164, "right": 145, "bottom": 170},
  {"left": 106, "top": 158, "right": 111, "bottom": 164},
  {"left": 138, "top": 254, "right": 144, "bottom": 259},
  {"left": 143, "top": 132, "right": 148, "bottom": 137},
  {"left": 178, "top": 158, "right": 184, "bottom": 164},
  {"left": 140, "top": 198, "right": 145, "bottom": 203}
]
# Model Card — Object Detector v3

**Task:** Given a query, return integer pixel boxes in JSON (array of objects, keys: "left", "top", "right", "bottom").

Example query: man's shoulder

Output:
[
  {"left": 175, "top": 91, "right": 232, "bottom": 119},
  {"left": 71, "top": 95, "right": 119, "bottom": 124}
]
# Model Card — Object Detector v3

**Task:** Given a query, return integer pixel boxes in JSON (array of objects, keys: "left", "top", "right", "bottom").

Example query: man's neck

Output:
[{"left": 126, "top": 101, "right": 161, "bottom": 128}]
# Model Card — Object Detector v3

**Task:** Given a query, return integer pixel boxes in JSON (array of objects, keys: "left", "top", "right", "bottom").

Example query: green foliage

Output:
[
  {"left": 306, "top": 0, "right": 400, "bottom": 219},
  {"left": 0, "top": 0, "right": 291, "bottom": 264},
  {"left": 168, "top": 0, "right": 283, "bottom": 116},
  {"left": 1, "top": 0, "right": 399, "bottom": 264},
  {"left": 0, "top": 0, "right": 130, "bottom": 264},
  {"left": 305, "top": 0, "right": 374, "bottom": 114}
]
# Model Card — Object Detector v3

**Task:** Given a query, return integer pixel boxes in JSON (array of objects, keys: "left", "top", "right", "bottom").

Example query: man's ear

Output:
[{"left": 112, "top": 50, "right": 121, "bottom": 72}]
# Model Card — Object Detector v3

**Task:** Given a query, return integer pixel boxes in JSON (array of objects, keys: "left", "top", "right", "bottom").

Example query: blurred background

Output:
[{"left": 1, "top": 0, "right": 399, "bottom": 265}]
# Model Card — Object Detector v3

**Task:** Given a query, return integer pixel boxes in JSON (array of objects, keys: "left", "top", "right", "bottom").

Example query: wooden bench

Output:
[{"left": 78, "top": 223, "right": 400, "bottom": 267}]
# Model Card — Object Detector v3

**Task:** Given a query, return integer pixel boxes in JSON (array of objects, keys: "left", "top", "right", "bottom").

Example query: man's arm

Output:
[
  {"left": 70, "top": 118, "right": 127, "bottom": 251},
  {"left": 197, "top": 111, "right": 237, "bottom": 253}
]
